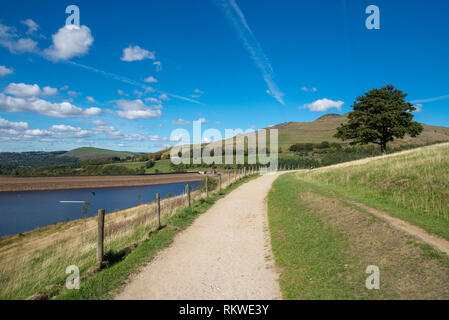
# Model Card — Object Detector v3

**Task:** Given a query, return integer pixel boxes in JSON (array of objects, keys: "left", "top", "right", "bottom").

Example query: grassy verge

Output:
[
  {"left": 56, "top": 174, "right": 259, "bottom": 300},
  {"left": 268, "top": 173, "right": 449, "bottom": 300},
  {"left": 268, "top": 174, "right": 361, "bottom": 299},
  {"left": 297, "top": 142, "right": 449, "bottom": 241}
]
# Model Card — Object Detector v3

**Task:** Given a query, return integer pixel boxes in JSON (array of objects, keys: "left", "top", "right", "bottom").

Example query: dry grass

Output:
[
  {"left": 0, "top": 172, "right": 244, "bottom": 300},
  {"left": 301, "top": 142, "right": 449, "bottom": 220}
]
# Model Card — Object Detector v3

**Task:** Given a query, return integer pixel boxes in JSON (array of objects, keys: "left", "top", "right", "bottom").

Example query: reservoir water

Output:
[{"left": 0, "top": 181, "right": 202, "bottom": 238}]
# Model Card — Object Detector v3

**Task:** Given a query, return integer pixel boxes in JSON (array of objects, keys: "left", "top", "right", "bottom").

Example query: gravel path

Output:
[{"left": 116, "top": 173, "right": 282, "bottom": 300}]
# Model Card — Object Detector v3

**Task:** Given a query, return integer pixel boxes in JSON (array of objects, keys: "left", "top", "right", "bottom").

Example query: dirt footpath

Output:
[{"left": 116, "top": 173, "right": 282, "bottom": 300}]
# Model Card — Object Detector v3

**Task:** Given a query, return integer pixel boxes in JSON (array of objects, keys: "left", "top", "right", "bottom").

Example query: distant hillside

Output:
[
  {"left": 270, "top": 113, "right": 449, "bottom": 149},
  {"left": 0, "top": 151, "right": 78, "bottom": 167},
  {"left": 159, "top": 113, "right": 449, "bottom": 155},
  {"left": 62, "top": 147, "right": 137, "bottom": 161}
]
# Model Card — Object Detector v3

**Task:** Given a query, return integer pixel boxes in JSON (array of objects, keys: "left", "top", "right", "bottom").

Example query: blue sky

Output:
[{"left": 0, "top": 0, "right": 448, "bottom": 152}]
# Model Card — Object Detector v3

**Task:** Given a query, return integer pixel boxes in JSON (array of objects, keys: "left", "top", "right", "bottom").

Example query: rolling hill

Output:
[
  {"left": 270, "top": 113, "right": 449, "bottom": 150},
  {"left": 160, "top": 113, "right": 449, "bottom": 155},
  {"left": 61, "top": 147, "right": 137, "bottom": 161}
]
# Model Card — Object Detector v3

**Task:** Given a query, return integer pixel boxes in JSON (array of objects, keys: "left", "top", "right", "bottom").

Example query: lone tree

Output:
[{"left": 334, "top": 85, "right": 423, "bottom": 153}]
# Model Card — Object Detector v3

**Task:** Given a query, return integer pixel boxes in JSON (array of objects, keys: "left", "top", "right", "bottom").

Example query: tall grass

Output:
[
  {"left": 297, "top": 142, "right": 449, "bottom": 239},
  {"left": 0, "top": 171, "right": 248, "bottom": 300}
]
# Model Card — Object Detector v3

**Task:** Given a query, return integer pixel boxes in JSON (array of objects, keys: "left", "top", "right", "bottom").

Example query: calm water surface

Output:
[{"left": 0, "top": 181, "right": 202, "bottom": 238}]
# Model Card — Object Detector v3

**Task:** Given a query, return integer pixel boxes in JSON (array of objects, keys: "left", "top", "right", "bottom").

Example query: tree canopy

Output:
[{"left": 334, "top": 85, "right": 423, "bottom": 153}]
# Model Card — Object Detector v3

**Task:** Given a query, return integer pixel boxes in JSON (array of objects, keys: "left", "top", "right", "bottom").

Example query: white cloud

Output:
[
  {"left": 68, "top": 90, "right": 81, "bottom": 96},
  {"left": 144, "top": 86, "right": 155, "bottom": 93},
  {"left": 121, "top": 45, "right": 155, "bottom": 62},
  {"left": 24, "top": 129, "right": 51, "bottom": 137},
  {"left": 42, "top": 86, "right": 58, "bottom": 96},
  {"left": 196, "top": 117, "right": 208, "bottom": 124},
  {"left": 0, "top": 66, "right": 14, "bottom": 77},
  {"left": 134, "top": 89, "right": 143, "bottom": 97},
  {"left": 159, "top": 93, "right": 169, "bottom": 101},
  {"left": 114, "top": 99, "right": 163, "bottom": 120},
  {"left": 4, "top": 83, "right": 57, "bottom": 97},
  {"left": 87, "top": 96, "right": 96, "bottom": 103},
  {"left": 301, "top": 86, "right": 317, "bottom": 92},
  {"left": 50, "top": 124, "right": 90, "bottom": 137},
  {"left": 0, "top": 117, "right": 29, "bottom": 130},
  {"left": 145, "top": 97, "right": 160, "bottom": 104},
  {"left": 0, "top": 23, "right": 38, "bottom": 54},
  {"left": 44, "top": 25, "right": 94, "bottom": 61},
  {"left": 170, "top": 118, "right": 192, "bottom": 125},
  {"left": 92, "top": 120, "right": 105, "bottom": 126},
  {"left": 302, "top": 98, "right": 344, "bottom": 112},
  {"left": 60, "top": 85, "right": 69, "bottom": 91},
  {"left": 144, "top": 76, "right": 157, "bottom": 83},
  {"left": 117, "top": 89, "right": 128, "bottom": 96},
  {"left": 190, "top": 89, "right": 204, "bottom": 98},
  {"left": 0, "top": 93, "right": 101, "bottom": 118},
  {"left": 5, "top": 83, "right": 41, "bottom": 97},
  {"left": 21, "top": 19, "right": 39, "bottom": 35}
]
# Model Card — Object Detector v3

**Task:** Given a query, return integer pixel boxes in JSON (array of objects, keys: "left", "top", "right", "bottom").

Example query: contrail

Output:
[
  {"left": 66, "top": 61, "right": 203, "bottom": 105},
  {"left": 216, "top": 0, "right": 285, "bottom": 105},
  {"left": 411, "top": 94, "right": 449, "bottom": 104}
]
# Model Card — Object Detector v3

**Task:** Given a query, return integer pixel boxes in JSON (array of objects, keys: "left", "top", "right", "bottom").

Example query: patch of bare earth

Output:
[{"left": 302, "top": 192, "right": 449, "bottom": 299}]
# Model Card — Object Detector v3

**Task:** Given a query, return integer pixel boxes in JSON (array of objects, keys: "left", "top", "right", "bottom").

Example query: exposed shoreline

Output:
[{"left": 0, "top": 173, "right": 204, "bottom": 192}]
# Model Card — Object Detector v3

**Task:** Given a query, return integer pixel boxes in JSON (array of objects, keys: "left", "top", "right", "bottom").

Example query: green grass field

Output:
[
  {"left": 63, "top": 147, "right": 136, "bottom": 161},
  {"left": 268, "top": 143, "right": 449, "bottom": 299}
]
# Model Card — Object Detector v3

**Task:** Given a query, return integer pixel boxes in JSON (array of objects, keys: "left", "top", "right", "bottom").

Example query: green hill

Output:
[
  {"left": 62, "top": 147, "right": 137, "bottom": 161},
  {"left": 159, "top": 113, "right": 449, "bottom": 156},
  {"left": 270, "top": 113, "right": 449, "bottom": 149}
]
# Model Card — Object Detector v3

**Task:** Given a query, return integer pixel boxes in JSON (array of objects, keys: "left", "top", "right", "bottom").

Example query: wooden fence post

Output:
[
  {"left": 205, "top": 175, "right": 209, "bottom": 197},
  {"left": 219, "top": 174, "right": 222, "bottom": 192},
  {"left": 97, "top": 209, "right": 105, "bottom": 264},
  {"left": 228, "top": 171, "right": 231, "bottom": 186},
  {"left": 187, "top": 184, "right": 191, "bottom": 207},
  {"left": 156, "top": 192, "right": 161, "bottom": 229}
]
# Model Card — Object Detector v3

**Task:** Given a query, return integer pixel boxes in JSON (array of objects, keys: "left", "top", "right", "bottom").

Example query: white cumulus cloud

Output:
[
  {"left": 0, "top": 117, "right": 29, "bottom": 130},
  {"left": 5, "top": 83, "right": 41, "bottom": 97},
  {"left": 114, "top": 99, "right": 162, "bottom": 120},
  {"left": 144, "top": 76, "right": 157, "bottom": 83},
  {"left": 121, "top": 45, "right": 155, "bottom": 62},
  {"left": 4, "top": 83, "right": 58, "bottom": 97},
  {"left": 44, "top": 25, "right": 94, "bottom": 61},
  {"left": 42, "top": 86, "right": 58, "bottom": 96},
  {"left": 21, "top": 19, "right": 39, "bottom": 35},
  {"left": 302, "top": 98, "right": 344, "bottom": 112},
  {"left": 0, "top": 66, "right": 14, "bottom": 77},
  {"left": 0, "top": 93, "right": 101, "bottom": 118}
]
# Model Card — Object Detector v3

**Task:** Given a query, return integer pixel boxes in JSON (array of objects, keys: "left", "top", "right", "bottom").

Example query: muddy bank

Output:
[{"left": 0, "top": 173, "right": 204, "bottom": 192}]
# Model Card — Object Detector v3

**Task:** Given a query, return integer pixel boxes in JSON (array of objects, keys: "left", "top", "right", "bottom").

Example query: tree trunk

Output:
[{"left": 381, "top": 143, "right": 387, "bottom": 155}]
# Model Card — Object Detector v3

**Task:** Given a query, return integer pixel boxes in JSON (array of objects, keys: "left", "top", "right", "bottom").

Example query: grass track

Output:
[{"left": 268, "top": 173, "right": 449, "bottom": 299}]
